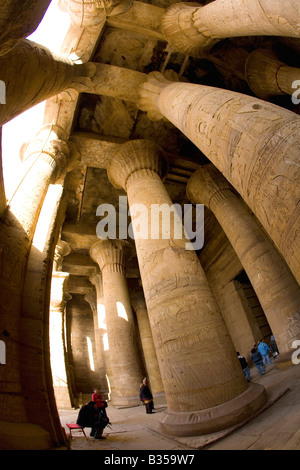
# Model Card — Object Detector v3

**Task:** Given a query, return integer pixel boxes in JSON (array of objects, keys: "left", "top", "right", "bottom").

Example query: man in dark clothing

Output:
[
  {"left": 139, "top": 377, "right": 154, "bottom": 414},
  {"left": 76, "top": 401, "right": 107, "bottom": 439},
  {"left": 237, "top": 352, "right": 250, "bottom": 382},
  {"left": 251, "top": 347, "right": 266, "bottom": 376}
]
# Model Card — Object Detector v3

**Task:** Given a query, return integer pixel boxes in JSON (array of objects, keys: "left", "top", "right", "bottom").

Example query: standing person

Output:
[
  {"left": 251, "top": 347, "right": 266, "bottom": 376},
  {"left": 258, "top": 340, "right": 272, "bottom": 366},
  {"left": 270, "top": 335, "right": 279, "bottom": 358},
  {"left": 92, "top": 388, "right": 109, "bottom": 420},
  {"left": 237, "top": 352, "right": 250, "bottom": 382},
  {"left": 139, "top": 377, "right": 154, "bottom": 414}
]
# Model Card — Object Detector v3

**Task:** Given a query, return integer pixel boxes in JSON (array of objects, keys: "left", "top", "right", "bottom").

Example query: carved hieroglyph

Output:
[
  {"left": 138, "top": 71, "right": 300, "bottom": 287},
  {"left": 107, "top": 139, "right": 267, "bottom": 436},
  {"left": 187, "top": 165, "right": 300, "bottom": 353}
]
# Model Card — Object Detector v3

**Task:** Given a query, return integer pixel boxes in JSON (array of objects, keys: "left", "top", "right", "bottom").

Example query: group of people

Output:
[
  {"left": 76, "top": 388, "right": 110, "bottom": 439},
  {"left": 238, "top": 336, "right": 279, "bottom": 381},
  {"left": 75, "top": 378, "right": 155, "bottom": 440}
]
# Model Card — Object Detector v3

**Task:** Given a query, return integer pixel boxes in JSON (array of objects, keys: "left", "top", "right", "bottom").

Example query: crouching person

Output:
[{"left": 77, "top": 401, "right": 107, "bottom": 439}]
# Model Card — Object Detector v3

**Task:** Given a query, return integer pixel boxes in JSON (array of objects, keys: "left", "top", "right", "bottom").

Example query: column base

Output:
[
  {"left": 0, "top": 422, "right": 52, "bottom": 450},
  {"left": 159, "top": 383, "right": 267, "bottom": 437},
  {"left": 111, "top": 395, "right": 142, "bottom": 408}
]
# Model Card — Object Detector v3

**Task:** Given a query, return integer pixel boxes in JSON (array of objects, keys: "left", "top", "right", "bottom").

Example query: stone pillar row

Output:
[
  {"left": 137, "top": 71, "right": 300, "bottom": 286},
  {"left": 161, "top": 0, "right": 300, "bottom": 56},
  {"left": 106, "top": 139, "right": 266, "bottom": 436},
  {"left": 90, "top": 239, "right": 143, "bottom": 407},
  {"left": 187, "top": 165, "right": 300, "bottom": 354}
]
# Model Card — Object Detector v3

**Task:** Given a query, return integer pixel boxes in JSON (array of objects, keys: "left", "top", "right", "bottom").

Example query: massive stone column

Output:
[
  {"left": 161, "top": 0, "right": 300, "bottom": 56},
  {"left": 50, "top": 269, "right": 72, "bottom": 409},
  {"left": 89, "top": 273, "right": 110, "bottom": 397},
  {"left": 107, "top": 139, "right": 266, "bottom": 437},
  {"left": 84, "top": 287, "right": 109, "bottom": 396},
  {"left": 0, "top": 124, "right": 72, "bottom": 449},
  {"left": 8, "top": 125, "right": 69, "bottom": 240},
  {"left": 0, "top": 39, "right": 95, "bottom": 126},
  {"left": 138, "top": 71, "right": 300, "bottom": 287},
  {"left": 130, "top": 290, "right": 165, "bottom": 400},
  {"left": 90, "top": 239, "right": 143, "bottom": 407},
  {"left": 187, "top": 164, "right": 300, "bottom": 354},
  {"left": 0, "top": 0, "right": 51, "bottom": 56}
]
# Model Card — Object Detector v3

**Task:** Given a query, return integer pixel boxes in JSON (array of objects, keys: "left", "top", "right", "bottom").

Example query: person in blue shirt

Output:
[{"left": 258, "top": 340, "right": 272, "bottom": 366}]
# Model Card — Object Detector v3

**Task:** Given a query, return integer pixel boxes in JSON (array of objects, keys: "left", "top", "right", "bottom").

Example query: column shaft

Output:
[
  {"left": 90, "top": 240, "right": 143, "bottom": 406},
  {"left": 131, "top": 291, "right": 164, "bottom": 397},
  {"left": 161, "top": 0, "right": 300, "bottom": 55},
  {"left": 187, "top": 165, "right": 300, "bottom": 354}
]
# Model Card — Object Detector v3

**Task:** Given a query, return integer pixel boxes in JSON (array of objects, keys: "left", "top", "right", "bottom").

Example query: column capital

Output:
[
  {"left": 53, "top": 240, "right": 71, "bottom": 272},
  {"left": 245, "top": 49, "right": 285, "bottom": 100},
  {"left": 138, "top": 70, "right": 180, "bottom": 121},
  {"left": 107, "top": 139, "right": 167, "bottom": 191},
  {"left": 58, "top": 0, "right": 133, "bottom": 27},
  {"left": 20, "top": 124, "right": 70, "bottom": 183},
  {"left": 161, "top": 3, "right": 213, "bottom": 56},
  {"left": 187, "top": 164, "right": 233, "bottom": 209},
  {"left": 90, "top": 239, "right": 130, "bottom": 273}
]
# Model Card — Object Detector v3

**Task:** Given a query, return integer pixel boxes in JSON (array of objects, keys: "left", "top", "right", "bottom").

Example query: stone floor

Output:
[{"left": 59, "top": 358, "right": 300, "bottom": 452}]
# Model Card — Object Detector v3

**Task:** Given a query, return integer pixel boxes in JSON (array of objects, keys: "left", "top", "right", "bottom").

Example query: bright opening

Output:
[
  {"left": 116, "top": 301, "right": 128, "bottom": 321},
  {"left": 86, "top": 337, "right": 95, "bottom": 371}
]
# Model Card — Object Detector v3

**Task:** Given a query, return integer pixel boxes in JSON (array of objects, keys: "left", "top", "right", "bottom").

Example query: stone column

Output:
[
  {"left": 8, "top": 125, "right": 70, "bottom": 241},
  {"left": 0, "top": 0, "right": 51, "bottom": 56},
  {"left": 107, "top": 139, "right": 266, "bottom": 437},
  {"left": 245, "top": 49, "right": 300, "bottom": 100},
  {"left": 90, "top": 239, "right": 143, "bottom": 407},
  {"left": 0, "top": 124, "right": 71, "bottom": 448},
  {"left": 130, "top": 290, "right": 165, "bottom": 400},
  {"left": 50, "top": 269, "right": 72, "bottom": 409},
  {"left": 161, "top": 0, "right": 300, "bottom": 56},
  {"left": 89, "top": 273, "right": 110, "bottom": 397},
  {"left": 138, "top": 71, "right": 300, "bottom": 286},
  {"left": 187, "top": 164, "right": 300, "bottom": 354},
  {"left": 0, "top": 39, "right": 95, "bottom": 126},
  {"left": 84, "top": 287, "right": 108, "bottom": 395}
]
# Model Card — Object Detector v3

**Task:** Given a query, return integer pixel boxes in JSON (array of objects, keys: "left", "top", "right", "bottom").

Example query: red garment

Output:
[{"left": 92, "top": 392, "right": 104, "bottom": 408}]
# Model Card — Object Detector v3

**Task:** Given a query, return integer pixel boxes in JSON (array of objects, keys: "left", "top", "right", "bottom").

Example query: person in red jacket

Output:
[{"left": 92, "top": 388, "right": 109, "bottom": 420}]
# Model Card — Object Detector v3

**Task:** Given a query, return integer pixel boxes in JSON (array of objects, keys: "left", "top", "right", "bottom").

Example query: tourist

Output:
[
  {"left": 237, "top": 352, "right": 250, "bottom": 382},
  {"left": 76, "top": 401, "right": 108, "bottom": 439},
  {"left": 250, "top": 347, "right": 265, "bottom": 376},
  {"left": 270, "top": 335, "right": 279, "bottom": 358},
  {"left": 258, "top": 340, "right": 272, "bottom": 366},
  {"left": 139, "top": 377, "right": 155, "bottom": 414},
  {"left": 92, "top": 387, "right": 109, "bottom": 419}
]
